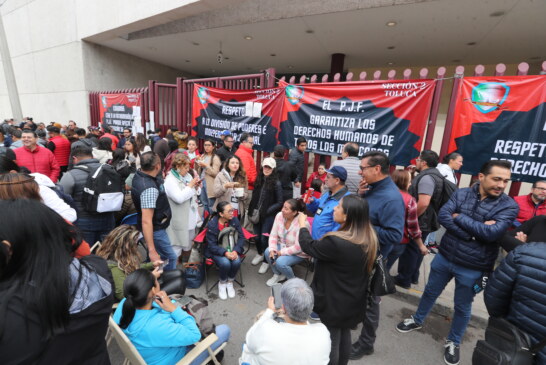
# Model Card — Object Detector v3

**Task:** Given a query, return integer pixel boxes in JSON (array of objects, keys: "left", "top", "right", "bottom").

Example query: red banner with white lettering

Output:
[
  {"left": 448, "top": 75, "right": 546, "bottom": 182},
  {"left": 99, "top": 93, "right": 141, "bottom": 134},
  {"left": 191, "top": 84, "right": 284, "bottom": 151},
  {"left": 278, "top": 80, "right": 436, "bottom": 166}
]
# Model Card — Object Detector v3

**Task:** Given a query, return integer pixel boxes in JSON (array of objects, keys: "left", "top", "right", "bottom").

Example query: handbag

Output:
[
  {"left": 368, "top": 254, "right": 396, "bottom": 297},
  {"left": 472, "top": 317, "right": 546, "bottom": 365},
  {"left": 183, "top": 262, "right": 205, "bottom": 289},
  {"left": 248, "top": 188, "right": 265, "bottom": 225}
]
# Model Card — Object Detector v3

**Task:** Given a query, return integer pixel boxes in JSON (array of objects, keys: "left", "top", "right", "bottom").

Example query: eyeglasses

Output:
[
  {"left": 534, "top": 187, "right": 546, "bottom": 192},
  {"left": 359, "top": 165, "right": 375, "bottom": 171},
  {"left": 415, "top": 158, "right": 421, "bottom": 162}
]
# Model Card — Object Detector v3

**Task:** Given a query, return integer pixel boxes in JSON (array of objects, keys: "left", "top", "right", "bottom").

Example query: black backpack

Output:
[
  {"left": 412, "top": 168, "right": 458, "bottom": 211},
  {"left": 74, "top": 164, "right": 124, "bottom": 214}
]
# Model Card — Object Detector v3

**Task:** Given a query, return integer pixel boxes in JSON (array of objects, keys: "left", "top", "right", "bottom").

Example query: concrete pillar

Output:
[{"left": 0, "top": 8, "right": 23, "bottom": 121}]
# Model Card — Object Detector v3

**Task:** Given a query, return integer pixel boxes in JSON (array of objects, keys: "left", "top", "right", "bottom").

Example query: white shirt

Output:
[
  {"left": 240, "top": 309, "right": 331, "bottom": 365},
  {"left": 436, "top": 163, "right": 457, "bottom": 184},
  {"left": 31, "top": 173, "right": 77, "bottom": 222}
]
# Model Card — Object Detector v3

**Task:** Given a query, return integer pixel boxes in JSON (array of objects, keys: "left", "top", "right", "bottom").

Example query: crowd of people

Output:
[{"left": 1, "top": 118, "right": 545, "bottom": 365}]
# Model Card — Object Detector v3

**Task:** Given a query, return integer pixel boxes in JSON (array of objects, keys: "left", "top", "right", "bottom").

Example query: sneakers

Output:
[
  {"left": 266, "top": 274, "right": 286, "bottom": 287},
  {"left": 218, "top": 282, "right": 227, "bottom": 300},
  {"left": 309, "top": 311, "right": 320, "bottom": 321},
  {"left": 226, "top": 281, "right": 236, "bottom": 298},
  {"left": 251, "top": 253, "right": 264, "bottom": 265},
  {"left": 444, "top": 340, "right": 460, "bottom": 365},
  {"left": 258, "top": 262, "right": 269, "bottom": 274},
  {"left": 396, "top": 315, "right": 422, "bottom": 333},
  {"left": 349, "top": 342, "right": 374, "bottom": 360}
]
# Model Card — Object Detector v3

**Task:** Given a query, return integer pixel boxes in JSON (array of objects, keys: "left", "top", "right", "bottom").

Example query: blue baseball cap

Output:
[
  {"left": 326, "top": 166, "right": 347, "bottom": 181},
  {"left": 221, "top": 130, "right": 231, "bottom": 136}
]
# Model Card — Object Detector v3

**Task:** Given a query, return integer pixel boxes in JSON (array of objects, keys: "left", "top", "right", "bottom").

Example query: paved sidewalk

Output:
[{"left": 389, "top": 252, "right": 489, "bottom": 328}]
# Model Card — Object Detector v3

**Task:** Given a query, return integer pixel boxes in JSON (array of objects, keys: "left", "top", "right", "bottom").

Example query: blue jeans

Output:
[
  {"left": 189, "top": 324, "right": 230, "bottom": 365},
  {"left": 253, "top": 215, "right": 275, "bottom": 255},
  {"left": 264, "top": 247, "right": 305, "bottom": 278},
  {"left": 397, "top": 231, "right": 430, "bottom": 285},
  {"left": 76, "top": 213, "right": 115, "bottom": 246},
  {"left": 153, "top": 229, "right": 178, "bottom": 271},
  {"left": 386, "top": 242, "right": 407, "bottom": 271},
  {"left": 413, "top": 253, "right": 482, "bottom": 345},
  {"left": 212, "top": 255, "right": 242, "bottom": 282}
]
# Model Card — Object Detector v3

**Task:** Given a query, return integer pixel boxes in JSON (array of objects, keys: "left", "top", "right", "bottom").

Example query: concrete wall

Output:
[{"left": 0, "top": 0, "right": 199, "bottom": 126}]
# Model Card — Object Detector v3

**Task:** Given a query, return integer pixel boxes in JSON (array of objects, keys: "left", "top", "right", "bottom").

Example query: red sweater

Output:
[
  {"left": 100, "top": 133, "right": 119, "bottom": 151},
  {"left": 14, "top": 145, "right": 61, "bottom": 182},
  {"left": 514, "top": 194, "right": 546, "bottom": 223},
  {"left": 235, "top": 144, "right": 257, "bottom": 189},
  {"left": 49, "top": 135, "right": 71, "bottom": 167}
]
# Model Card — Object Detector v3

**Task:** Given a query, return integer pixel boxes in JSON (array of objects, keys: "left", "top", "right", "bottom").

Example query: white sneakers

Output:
[
  {"left": 219, "top": 281, "right": 236, "bottom": 299},
  {"left": 218, "top": 282, "right": 228, "bottom": 300},
  {"left": 258, "top": 262, "right": 269, "bottom": 274},
  {"left": 266, "top": 274, "right": 286, "bottom": 286},
  {"left": 251, "top": 253, "right": 264, "bottom": 265},
  {"left": 226, "top": 281, "right": 236, "bottom": 298}
]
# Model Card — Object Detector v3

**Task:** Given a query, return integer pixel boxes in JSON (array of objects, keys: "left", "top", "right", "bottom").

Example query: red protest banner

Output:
[
  {"left": 448, "top": 75, "right": 546, "bottom": 182},
  {"left": 99, "top": 93, "right": 141, "bottom": 134}
]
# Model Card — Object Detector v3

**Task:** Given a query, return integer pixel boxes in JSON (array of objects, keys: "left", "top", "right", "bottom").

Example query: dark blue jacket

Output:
[
  {"left": 131, "top": 171, "right": 172, "bottom": 231},
  {"left": 205, "top": 216, "right": 245, "bottom": 258},
  {"left": 362, "top": 176, "right": 405, "bottom": 257},
  {"left": 438, "top": 183, "right": 519, "bottom": 271},
  {"left": 484, "top": 242, "right": 546, "bottom": 364}
]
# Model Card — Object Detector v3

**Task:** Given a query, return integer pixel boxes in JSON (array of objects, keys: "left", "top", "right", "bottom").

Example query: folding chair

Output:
[
  {"left": 120, "top": 213, "right": 139, "bottom": 226},
  {"left": 108, "top": 317, "right": 224, "bottom": 365},
  {"left": 194, "top": 224, "right": 256, "bottom": 294}
]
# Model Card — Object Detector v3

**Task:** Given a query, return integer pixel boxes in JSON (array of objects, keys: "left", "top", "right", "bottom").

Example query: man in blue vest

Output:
[{"left": 131, "top": 152, "right": 177, "bottom": 270}]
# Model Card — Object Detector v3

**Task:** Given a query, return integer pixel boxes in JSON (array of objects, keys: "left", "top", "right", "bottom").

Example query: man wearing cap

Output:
[
  {"left": 216, "top": 133, "right": 237, "bottom": 163},
  {"left": 306, "top": 166, "right": 352, "bottom": 240},
  {"left": 216, "top": 130, "right": 231, "bottom": 149},
  {"left": 46, "top": 125, "right": 71, "bottom": 175}
]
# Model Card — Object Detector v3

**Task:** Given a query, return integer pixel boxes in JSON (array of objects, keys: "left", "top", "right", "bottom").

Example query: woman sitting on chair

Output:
[
  {"left": 113, "top": 269, "right": 230, "bottom": 365},
  {"left": 263, "top": 199, "right": 310, "bottom": 287},
  {"left": 96, "top": 225, "right": 186, "bottom": 302},
  {"left": 205, "top": 201, "right": 245, "bottom": 300}
]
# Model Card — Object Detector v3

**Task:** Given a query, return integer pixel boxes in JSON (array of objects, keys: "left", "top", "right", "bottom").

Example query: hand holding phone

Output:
[{"left": 271, "top": 283, "right": 283, "bottom": 310}]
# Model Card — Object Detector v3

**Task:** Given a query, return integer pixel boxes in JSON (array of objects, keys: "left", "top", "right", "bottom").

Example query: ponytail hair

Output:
[{"left": 119, "top": 269, "right": 155, "bottom": 329}]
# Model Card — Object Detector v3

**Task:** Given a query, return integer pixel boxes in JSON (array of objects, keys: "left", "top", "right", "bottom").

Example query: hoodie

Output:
[{"left": 113, "top": 299, "right": 201, "bottom": 365}]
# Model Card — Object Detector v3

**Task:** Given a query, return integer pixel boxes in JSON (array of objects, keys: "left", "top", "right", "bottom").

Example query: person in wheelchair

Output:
[
  {"left": 96, "top": 225, "right": 186, "bottom": 302},
  {"left": 114, "top": 269, "right": 230, "bottom": 365},
  {"left": 205, "top": 201, "right": 245, "bottom": 300}
]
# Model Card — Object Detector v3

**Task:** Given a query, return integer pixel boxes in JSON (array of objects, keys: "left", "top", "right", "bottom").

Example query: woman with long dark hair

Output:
[
  {"left": 0, "top": 199, "right": 113, "bottom": 364},
  {"left": 196, "top": 138, "right": 221, "bottom": 214},
  {"left": 213, "top": 154, "right": 248, "bottom": 218},
  {"left": 298, "top": 194, "right": 378, "bottom": 365},
  {"left": 135, "top": 132, "right": 151, "bottom": 154},
  {"left": 248, "top": 157, "right": 283, "bottom": 273},
  {"left": 113, "top": 269, "right": 230, "bottom": 365},
  {"left": 124, "top": 138, "right": 141, "bottom": 169},
  {"left": 92, "top": 137, "right": 113, "bottom": 163}
]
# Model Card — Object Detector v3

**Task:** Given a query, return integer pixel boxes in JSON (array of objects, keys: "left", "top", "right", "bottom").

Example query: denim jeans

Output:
[
  {"left": 189, "top": 324, "right": 230, "bottom": 365},
  {"left": 153, "top": 229, "right": 178, "bottom": 271},
  {"left": 252, "top": 215, "right": 275, "bottom": 255},
  {"left": 264, "top": 247, "right": 305, "bottom": 278},
  {"left": 386, "top": 242, "right": 407, "bottom": 271},
  {"left": 413, "top": 253, "right": 482, "bottom": 345},
  {"left": 76, "top": 213, "right": 115, "bottom": 246},
  {"left": 397, "top": 231, "right": 430, "bottom": 285},
  {"left": 212, "top": 255, "right": 242, "bottom": 282}
]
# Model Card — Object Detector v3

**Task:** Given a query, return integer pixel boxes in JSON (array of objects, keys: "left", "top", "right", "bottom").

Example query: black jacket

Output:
[
  {"left": 288, "top": 148, "right": 304, "bottom": 182},
  {"left": 131, "top": 171, "right": 172, "bottom": 231},
  {"left": 438, "top": 184, "right": 519, "bottom": 271},
  {"left": 484, "top": 242, "right": 546, "bottom": 364},
  {"left": 500, "top": 215, "right": 546, "bottom": 252},
  {"left": 216, "top": 145, "right": 236, "bottom": 163},
  {"left": 248, "top": 178, "right": 283, "bottom": 221},
  {"left": 0, "top": 255, "right": 114, "bottom": 365},
  {"left": 299, "top": 227, "right": 370, "bottom": 328},
  {"left": 205, "top": 215, "right": 245, "bottom": 258},
  {"left": 275, "top": 158, "right": 298, "bottom": 200}
]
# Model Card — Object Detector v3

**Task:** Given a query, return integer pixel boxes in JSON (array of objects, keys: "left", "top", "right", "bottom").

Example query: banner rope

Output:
[{"left": 271, "top": 74, "right": 461, "bottom": 85}]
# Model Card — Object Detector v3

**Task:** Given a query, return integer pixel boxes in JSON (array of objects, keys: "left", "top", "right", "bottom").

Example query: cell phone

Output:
[{"left": 271, "top": 283, "right": 283, "bottom": 309}]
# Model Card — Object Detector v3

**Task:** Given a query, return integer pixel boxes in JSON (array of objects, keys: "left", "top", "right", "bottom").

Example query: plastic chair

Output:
[{"left": 108, "top": 317, "right": 225, "bottom": 365}]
